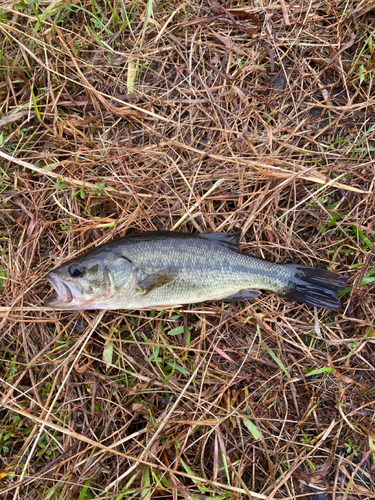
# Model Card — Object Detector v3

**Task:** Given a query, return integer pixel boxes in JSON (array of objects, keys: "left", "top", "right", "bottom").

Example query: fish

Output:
[{"left": 44, "top": 230, "right": 348, "bottom": 310}]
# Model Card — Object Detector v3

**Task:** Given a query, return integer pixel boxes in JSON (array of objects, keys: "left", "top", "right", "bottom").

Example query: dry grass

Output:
[{"left": 0, "top": 0, "right": 375, "bottom": 498}]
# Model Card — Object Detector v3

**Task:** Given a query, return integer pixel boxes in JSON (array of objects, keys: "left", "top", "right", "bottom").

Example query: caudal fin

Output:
[{"left": 281, "top": 265, "right": 348, "bottom": 309}]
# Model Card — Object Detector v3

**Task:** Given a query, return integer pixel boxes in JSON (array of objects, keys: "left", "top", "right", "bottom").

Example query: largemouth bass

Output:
[{"left": 44, "top": 231, "right": 348, "bottom": 310}]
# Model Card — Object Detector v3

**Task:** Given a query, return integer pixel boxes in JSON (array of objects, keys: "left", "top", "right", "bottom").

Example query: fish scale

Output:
[{"left": 123, "top": 239, "right": 278, "bottom": 308}]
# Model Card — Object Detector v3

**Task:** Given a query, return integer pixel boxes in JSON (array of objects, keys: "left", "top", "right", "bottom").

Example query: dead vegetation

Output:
[{"left": 0, "top": 0, "right": 375, "bottom": 498}]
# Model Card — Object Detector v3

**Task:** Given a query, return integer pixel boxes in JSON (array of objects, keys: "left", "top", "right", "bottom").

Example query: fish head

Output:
[{"left": 44, "top": 251, "right": 137, "bottom": 310}]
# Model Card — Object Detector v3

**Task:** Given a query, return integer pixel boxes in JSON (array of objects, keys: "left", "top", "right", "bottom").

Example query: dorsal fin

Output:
[{"left": 196, "top": 230, "right": 241, "bottom": 251}]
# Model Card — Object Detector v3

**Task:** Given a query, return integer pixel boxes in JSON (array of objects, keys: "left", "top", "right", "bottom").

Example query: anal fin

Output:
[{"left": 221, "top": 289, "right": 262, "bottom": 302}]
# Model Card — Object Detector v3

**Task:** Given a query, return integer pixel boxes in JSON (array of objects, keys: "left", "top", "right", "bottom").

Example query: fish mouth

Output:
[{"left": 44, "top": 272, "right": 76, "bottom": 308}]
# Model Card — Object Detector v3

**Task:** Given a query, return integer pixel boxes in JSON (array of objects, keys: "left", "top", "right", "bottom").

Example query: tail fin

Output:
[{"left": 281, "top": 265, "right": 348, "bottom": 309}]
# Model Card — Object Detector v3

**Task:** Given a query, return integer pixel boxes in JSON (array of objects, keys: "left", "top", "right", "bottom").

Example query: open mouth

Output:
[{"left": 44, "top": 272, "right": 73, "bottom": 307}]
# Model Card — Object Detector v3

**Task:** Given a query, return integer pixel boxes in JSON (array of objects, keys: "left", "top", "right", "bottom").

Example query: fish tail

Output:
[{"left": 280, "top": 264, "right": 348, "bottom": 309}]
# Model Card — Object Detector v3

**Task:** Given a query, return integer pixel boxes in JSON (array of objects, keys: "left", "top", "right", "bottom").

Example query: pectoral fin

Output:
[
  {"left": 221, "top": 289, "right": 262, "bottom": 302},
  {"left": 138, "top": 267, "right": 179, "bottom": 295}
]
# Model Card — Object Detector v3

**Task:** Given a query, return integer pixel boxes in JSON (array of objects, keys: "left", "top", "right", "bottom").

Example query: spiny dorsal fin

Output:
[{"left": 196, "top": 230, "right": 241, "bottom": 251}]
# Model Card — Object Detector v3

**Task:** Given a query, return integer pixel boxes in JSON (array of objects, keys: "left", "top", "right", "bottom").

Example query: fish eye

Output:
[{"left": 69, "top": 263, "right": 83, "bottom": 278}]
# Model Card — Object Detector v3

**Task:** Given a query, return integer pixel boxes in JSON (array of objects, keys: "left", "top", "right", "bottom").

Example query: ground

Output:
[{"left": 0, "top": 0, "right": 375, "bottom": 499}]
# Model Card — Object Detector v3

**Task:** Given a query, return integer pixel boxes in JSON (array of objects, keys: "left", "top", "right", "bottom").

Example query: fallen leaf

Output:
[{"left": 0, "top": 111, "right": 30, "bottom": 127}]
